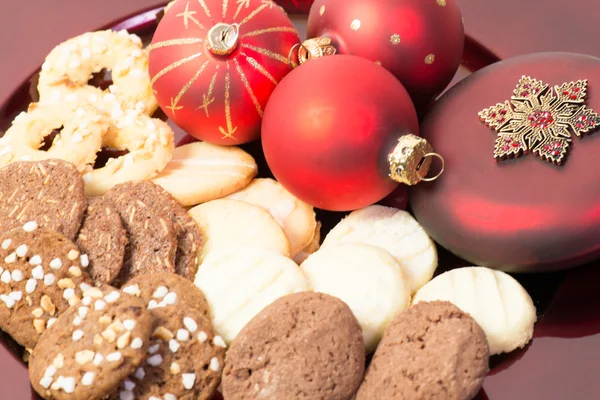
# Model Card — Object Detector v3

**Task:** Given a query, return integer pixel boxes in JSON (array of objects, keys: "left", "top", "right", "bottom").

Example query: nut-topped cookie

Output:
[
  {"left": 76, "top": 197, "right": 128, "bottom": 285},
  {"left": 110, "top": 306, "right": 225, "bottom": 400},
  {"left": 122, "top": 273, "right": 211, "bottom": 319},
  {"left": 29, "top": 286, "right": 152, "bottom": 400},
  {"left": 105, "top": 181, "right": 201, "bottom": 284},
  {"left": 0, "top": 159, "right": 87, "bottom": 240},
  {"left": 0, "top": 226, "right": 94, "bottom": 348}
]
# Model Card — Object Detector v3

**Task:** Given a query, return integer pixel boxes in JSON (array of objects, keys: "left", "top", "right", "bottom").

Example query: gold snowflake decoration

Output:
[{"left": 478, "top": 76, "right": 600, "bottom": 165}]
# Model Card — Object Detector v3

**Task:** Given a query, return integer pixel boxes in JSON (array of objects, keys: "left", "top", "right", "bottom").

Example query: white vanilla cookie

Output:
[
  {"left": 0, "top": 103, "right": 107, "bottom": 172},
  {"left": 189, "top": 199, "right": 291, "bottom": 264},
  {"left": 322, "top": 205, "right": 437, "bottom": 293},
  {"left": 293, "top": 221, "right": 322, "bottom": 264},
  {"left": 38, "top": 29, "right": 157, "bottom": 114},
  {"left": 225, "top": 178, "right": 316, "bottom": 257},
  {"left": 300, "top": 243, "right": 411, "bottom": 352},
  {"left": 83, "top": 116, "right": 174, "bottom": 197},
  {"left": 153, "top": 142, "right": 257, "bottom": 207},
  {"left": 194, "top": 245, "right": 307, "bottom": 343},
  {"left": 412, "top": 267, "right": 537, "bottom": 355}
]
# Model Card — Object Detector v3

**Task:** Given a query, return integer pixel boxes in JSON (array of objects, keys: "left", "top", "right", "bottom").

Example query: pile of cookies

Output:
[{"left": 0, "top": 25, "right": 543, "bottom": 400}]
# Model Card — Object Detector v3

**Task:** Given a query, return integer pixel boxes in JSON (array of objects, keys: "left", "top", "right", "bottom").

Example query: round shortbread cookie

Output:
[
  {"left": 300, "top": 243, "right": 411, "bottom": 352},
  {"left": 293, "top": 221, "right": 321, "bottom": 264},
  {"left": 322, "top": 205, "right": 437, "bottom": 293},
  {"left": 224, "top": 178, "right": 316, "bottom": 257},
  {"left": 29, "top": 286, "right": 152, "bottom": 400},
  {"left": 194, "top": 245, "right": 308, "bottom": 344},
  {"left": 357, "top": 301, "right": 489, "bottom": 400},
  {"left": 223, "top": 292, "right": 365, "bottom": 400},
  {"left": 188, "top": 199, "right": 291, "bottom": 265},
  {"left": 152, "top": 142, "right": 258, "bottom": 207},
  {"left": 0, "top": 227, "right": 94, "bottom": 349},
  {"left": 412, "top": 267, "right": 537, "bottom": 355}
]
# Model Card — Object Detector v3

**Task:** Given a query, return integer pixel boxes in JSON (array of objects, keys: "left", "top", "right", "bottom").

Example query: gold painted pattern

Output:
[
  {"left": 222, "top": 0, "right": 229, "bottom": 18},
  {"left": 198, "top": 66, "right": 220, "bottom": 116},
  {"left": 233, "top": 0, "right": 251, "bottom": 19},
  {"left": 243, "top": 53, "right": 278, "bottom": 85},
  {"left": 166, "top": 97, "right": 184, "bottom": 114},
  {"left": 219, "top": 62, "right": 238, "bottom": 139},
  {"left": 147, "top": 37, "right": 203, "bottom": 52},
  {"left": 174, "top": 60, "right": 210, "bottom": 109},
  {"left": 425, "top": 54, "right": 435, "bottom": 64},
  {"left": 241, "top": 26, "right": 298, "bottom": 38},
  {"left": 242, "top": 43, "right": 290, "bottom": 66},
  {"left": 177, "top": 2, "right": 198, "bottom": 29},
  {"left": 437, "top": 0, "right": 447, "bottom": 6},
  {"left": 234, "top": 58, "right": 263, "bottom": 117},
  {"left": 239, "top": 2, "right": 270, "bottom": 26},
  {"left": 196, "top": 0, "right": 213, "bottom": 19},
  {"left": 150, "top": 52, "right": 204, "bottom": 86},
  {"left": 390, "top": 34, "right": 401, "bottom": 45},
  {"left": 261, "top": 0, "right": 275, "bottom": 8}
]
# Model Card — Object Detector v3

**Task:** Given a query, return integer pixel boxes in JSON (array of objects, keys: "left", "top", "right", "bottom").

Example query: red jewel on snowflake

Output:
[{"left": 478, "top": 75, "right": 600, "bottom": 165}]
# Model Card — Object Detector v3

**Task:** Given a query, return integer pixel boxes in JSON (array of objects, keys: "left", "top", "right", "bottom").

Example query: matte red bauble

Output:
[
  {"left": 409, "top": 52, "right": 600, "bottom": 273},
  {"left": 262, "top": 55, "right": 440, "bottom": 212},
  {"left": 274, "top": 0, "right": 314, "bottom": 14},
  {"left": 149, "top": 0, "right": 300, "bottom": 145},
  {"left": 305, "top": 0, "right": 464, "bottom": 105}
]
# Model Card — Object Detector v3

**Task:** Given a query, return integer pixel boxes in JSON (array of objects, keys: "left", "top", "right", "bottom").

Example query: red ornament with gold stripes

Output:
[{"left": 149, "top": 0, "right": 300, "bottom": 144}]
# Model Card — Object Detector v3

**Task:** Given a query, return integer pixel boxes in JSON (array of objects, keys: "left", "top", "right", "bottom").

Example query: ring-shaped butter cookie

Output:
[
  {"left": 38, "top": 30, "right": 157, "bottom": 115},
  {"left": 0, "top": 102, "right": 108, "bottom": 172},
  {"left": 83, "top": 115, "right": 174, "bottom": 197}
]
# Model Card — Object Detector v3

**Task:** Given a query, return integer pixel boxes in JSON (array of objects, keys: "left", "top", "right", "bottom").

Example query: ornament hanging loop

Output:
[
  {"left": 207, "top": 22, "right": 240, "bottom": 55},
  {"left": 417, "top": 153, "right": 445, "bottom": 182},
  {"left": 388, "top": 134, "right": 444, "bottom": 185},
  {"left": 288, "top": 37, "right": 337, "bottom": 68}
]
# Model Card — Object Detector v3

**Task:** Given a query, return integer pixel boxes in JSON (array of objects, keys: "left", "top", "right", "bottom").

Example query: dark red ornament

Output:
[
  {"left": 304, "top": 0, "right": 464, "bottom": 105},
  {"left": 262, "top": 55, "right": 435, "bottom": 212},
  {"left": 409, "top": 52, "right": 600, "bottom": 273},
  {"left": 149, "top": 0, "right": 300, "bottom": 145},
  {"left": 274, "top": 0, "right": 314, "bottom": 14}
]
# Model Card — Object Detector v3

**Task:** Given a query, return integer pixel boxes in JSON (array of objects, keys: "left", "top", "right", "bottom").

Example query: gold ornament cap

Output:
[
  {"left": 290, "top": 37, "right": 337, "bottom": 67},
  {"left": 388, "top": 134, "right": 445, "bottom": 185},
  {"left": 207, "top": 22, "right": 240, "bottom": 56}
]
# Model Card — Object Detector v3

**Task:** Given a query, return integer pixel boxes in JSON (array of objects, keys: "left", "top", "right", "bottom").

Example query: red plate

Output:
[{"left": 0, "top": 5, "right": 599, "bottom": 400}]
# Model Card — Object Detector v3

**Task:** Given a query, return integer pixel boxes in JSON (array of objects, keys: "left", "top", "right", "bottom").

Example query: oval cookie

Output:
[
  {"left": 189, "top": 199, "right": 291, "bottom": 265},
  {"left": 0, "top": 159, "right": 88, "bottom": 240},
  {"left": 110, "top": 306, "right": 225, "bottom": 400},
  {"left": 225, "top": 178, "right": 316, "bottom": 256},
  {"left": 0, "top": 227, "right": 94, "bottom": 349},
  {"left": 300, "top": 243, "right": 411, "bottom": 352},
  {"left": 29, "top": 286, "right": 152, "bottom": 400},
  {"left": 76, "top": 197, "right": 128, "bottom": 285},
  {"left": 152, "top": 142, "right": 258, "bottom": 207},
  {"left": 357, "top": 301, "right": 489, "bottom": 400},
  {"left": 322, "top": 205, "right": 437, "bottom": 293},
  {"left": 194, "top": 245, "right": 308, "bottom": 343},
  {"left": 412, "top": 267, "right": 537, "bottom": 355},
  {"left": 223, "top": 292, "right": 365, "bottom": 400}
]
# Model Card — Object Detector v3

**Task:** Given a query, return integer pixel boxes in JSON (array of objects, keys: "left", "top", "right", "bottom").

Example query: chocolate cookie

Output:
[
  {"left": 76, "top": 197, "right": 128, "bottom": 285},
  {"left": 223, "top": 292, "right": 365, "bottom": 400},
  {"left": 110, "top": 306, "right": 225, "bottom": 400},
  {"left": 29, "top": 286, "right": 152, "bottom": 400},
  {"left": 122, "top": 273, "right": 211, "bottom": 319},
  {"left": 0, "top": 226, "right": 94, "bottom": 349},
  {"left": 356, "top": 301, "right": 490, "bottom": 400},
  {"left": 104, "top": 182, "right": 179, "bottom": 285},
  {"left": 0, "top": 159, "right": 86, "bottom": 239}
]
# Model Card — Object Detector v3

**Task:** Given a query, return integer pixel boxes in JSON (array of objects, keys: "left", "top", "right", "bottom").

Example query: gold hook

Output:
[{"left": 416, "top": 152, "right": 445, "bottom": 182}]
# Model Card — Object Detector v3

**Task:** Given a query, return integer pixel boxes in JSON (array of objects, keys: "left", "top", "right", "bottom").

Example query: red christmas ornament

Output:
[
  {"left": 304, "top": 0, "right": 464, "bottom": 105},
  {"left": 149, "top": 0, "right": 300, "bottom": 145},
  {"left": 273, "top": 0, "right": 314, "bottom": 14},
  {"left": 262, "top": 55, "right": 442, "bottom": 211}
]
